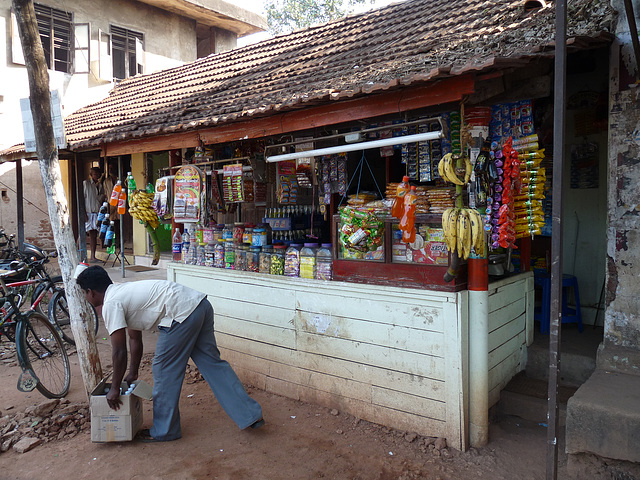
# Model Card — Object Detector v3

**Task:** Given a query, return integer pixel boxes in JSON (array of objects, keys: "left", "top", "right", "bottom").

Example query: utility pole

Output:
[{"left": 12, "top": 0, "right": 102, "bottom": 397}]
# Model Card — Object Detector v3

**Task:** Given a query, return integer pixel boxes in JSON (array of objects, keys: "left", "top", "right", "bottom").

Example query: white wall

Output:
[{"left": 0, "top": 0, "right": 198, "bottom": 151}]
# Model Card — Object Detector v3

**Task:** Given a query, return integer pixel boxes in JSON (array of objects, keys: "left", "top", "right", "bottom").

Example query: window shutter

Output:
[
  {"left": 135, "top": 37, "right": 144, "bottom": 75},
  {"left": 73, "top": 23, "right": 90, "bottom": 74},
  {"left": 10, "top": 9, "right": 25, "bottom": 66},
  {"left": 98, "top": 29, "right": 112, "bottom": 81}
]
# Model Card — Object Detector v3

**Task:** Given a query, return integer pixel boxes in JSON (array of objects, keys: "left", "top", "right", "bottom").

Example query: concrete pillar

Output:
[{"left": 131, "top": 152, "right": 146, "bottom": 257}]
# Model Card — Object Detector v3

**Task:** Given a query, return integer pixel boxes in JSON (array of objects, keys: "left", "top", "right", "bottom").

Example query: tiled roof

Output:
[{"left": 62, "top": 0, "right": 615, "bottom": 150}]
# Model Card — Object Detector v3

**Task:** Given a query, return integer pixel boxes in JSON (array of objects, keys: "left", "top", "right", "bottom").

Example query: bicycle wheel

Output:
[
  {"left": 33, "top": 275, "right": 63, "bottom": 318},
  {"left": 18, "top": 311, "right": 70, "bottom": 398},
  {"left": 49, "top": 290, "right": 99, "bottom": 345}
]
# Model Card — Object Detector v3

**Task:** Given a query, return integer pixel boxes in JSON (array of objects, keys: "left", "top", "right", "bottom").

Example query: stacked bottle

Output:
[
  {"left": 104, "top": 221, "right": 116, "bottom": 247},
  {"left": 181, "top": 229, "right": 191, "bottom": 264}
]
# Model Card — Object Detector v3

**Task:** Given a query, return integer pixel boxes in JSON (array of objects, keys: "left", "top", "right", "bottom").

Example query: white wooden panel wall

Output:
[
  {"left": 486, "top": 273, "right": 534, "bottom": 406},
  {"left": 168, "top": 265, "right": 467, "bottom": 449}
]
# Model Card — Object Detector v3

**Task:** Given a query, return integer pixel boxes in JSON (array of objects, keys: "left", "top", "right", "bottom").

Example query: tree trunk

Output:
[{"left": 12, "top": 0, "right": 102, "bottom": 398}]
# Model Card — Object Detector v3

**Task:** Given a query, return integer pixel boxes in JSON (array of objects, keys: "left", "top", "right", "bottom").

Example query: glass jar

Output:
[
  {"left": 315, "top": 243, "right": 333, "bottom": 280},
  {"left": 243, "top": 224, "right": 255, "bottom": 245},
  {"left": 285, "top": 243, "right": 302, "bottom": 277},
  {"left": 270, "top": 245, "right": 286, "bottom": 275},
  {"left": 224, "top": 240, "right": 235, "bottom": 269},
  {"left": 233, "top": 222, "right": 245, "bottom": 244},
  {"left": 247, "top": 246, "right": 260, "bottom": 272},
  {"left": 251, "top": 228, "right": 266, "bottom": 247},
  {"left": 222, "top": 224, "right": 234, "bottom": 241},
  {"left": 234, "top": 243, "right": 248, "bottom": 271},
  {"left": 214, "top": 239, "right": 225, "bottom": 268},
  {"left": 259, "top": 245, "right": 273, "bottom": 274},
  {"left": 204, "top": 241, "right": 215, "bottom": 267},
  {"left": 213, "top": 224, "right": 224, "bottom": 243},
  {"left": 300, "top": 243, "right": 318, "bottom": 279}
]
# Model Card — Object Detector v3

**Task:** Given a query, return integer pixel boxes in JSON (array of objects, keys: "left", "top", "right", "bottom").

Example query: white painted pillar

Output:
[{"left": 468, "top": 288, "right": 489, "bottom": 446}]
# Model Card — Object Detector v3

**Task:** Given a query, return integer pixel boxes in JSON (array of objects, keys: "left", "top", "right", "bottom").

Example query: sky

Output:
[{"left": 238, "top": 0, "right": 401, "bottom": 46}]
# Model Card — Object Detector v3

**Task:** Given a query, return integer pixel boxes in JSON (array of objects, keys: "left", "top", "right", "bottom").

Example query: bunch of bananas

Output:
[
  {"left": 442, "top": 207, "right": 486, "bottom": 260},
  {"left": 437, "top": 153, "right": 472, "bottom": 185},
  {"left": 129, "top": 190, "right": 160, "bottom": 229}
]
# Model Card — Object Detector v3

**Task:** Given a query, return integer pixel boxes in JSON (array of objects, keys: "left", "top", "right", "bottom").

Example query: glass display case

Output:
[{"left": 332, "top": 214, "right": 467, "bottom": 291}]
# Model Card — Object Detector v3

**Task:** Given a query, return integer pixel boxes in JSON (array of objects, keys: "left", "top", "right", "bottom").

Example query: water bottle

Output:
[
  {"left": 196, "top": 243, "right": 205, "bottom": 266},
  {"left": 104, "top": 221, "right": 115, "bottom": 247},
  {"left": 172, "top": 228, "right": 182, "bottom": 262},
  {"left": 181, "top": 229, "right": 190, "bottom": 264},
  {"left": 97, "top": 202, "right": 108, "bottom": 224},
  {"left": 99, "top": 213, "right": 110, "bottom": 243}
]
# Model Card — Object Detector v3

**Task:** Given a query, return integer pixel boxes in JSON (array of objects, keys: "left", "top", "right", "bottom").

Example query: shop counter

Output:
[{"left": 168, "top": 263, "right": 534, "bottom": 450}]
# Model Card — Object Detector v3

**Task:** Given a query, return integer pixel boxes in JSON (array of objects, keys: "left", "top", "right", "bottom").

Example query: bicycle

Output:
[
  {"left": 0, "top": 232, "right": 98, "bottom": 345},
  {"left": 0, "top": 261, "right": 71, "bottom": 398}
]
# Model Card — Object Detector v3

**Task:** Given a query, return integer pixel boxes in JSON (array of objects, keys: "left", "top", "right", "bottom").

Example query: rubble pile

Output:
[{"left": 0, "top": 399, "right": 90, "bottom": 454}]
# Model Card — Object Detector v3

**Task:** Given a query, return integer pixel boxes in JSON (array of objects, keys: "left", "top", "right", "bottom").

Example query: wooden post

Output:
[{"left": 12, "top": 0, "right": 102, "bottom": 398}]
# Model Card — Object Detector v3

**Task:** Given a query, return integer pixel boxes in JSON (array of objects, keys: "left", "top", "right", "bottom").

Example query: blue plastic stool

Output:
[{"left": 534, "top": 274, "right": 583, "bottom": 334}]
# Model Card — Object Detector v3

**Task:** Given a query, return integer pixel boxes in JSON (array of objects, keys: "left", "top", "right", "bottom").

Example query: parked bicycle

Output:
[
  {"left": 0, "top": 229, "right": 98, "bottom": 345},
  {"left": 0, "top": 261, "right": 70, "bottom": 398}
]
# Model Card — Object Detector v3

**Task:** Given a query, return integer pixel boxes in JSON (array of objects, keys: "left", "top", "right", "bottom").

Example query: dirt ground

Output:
[{"left": 0, "top": 266, "right": 632, "bottom": 479}]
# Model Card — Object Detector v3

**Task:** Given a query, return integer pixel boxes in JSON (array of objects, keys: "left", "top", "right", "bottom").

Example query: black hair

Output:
[{"left": 76, "top": 265, "right": 113, "bottom": 293}]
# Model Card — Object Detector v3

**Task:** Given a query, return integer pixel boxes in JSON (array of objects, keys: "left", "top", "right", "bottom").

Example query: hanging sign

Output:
[{"left": 173, "top": 165, "right": 203, "bottom": 223}]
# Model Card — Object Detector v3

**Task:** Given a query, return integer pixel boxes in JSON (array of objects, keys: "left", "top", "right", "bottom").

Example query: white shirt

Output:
[{"left": 102, "top": 280, "right": 206, "bottom": 335}]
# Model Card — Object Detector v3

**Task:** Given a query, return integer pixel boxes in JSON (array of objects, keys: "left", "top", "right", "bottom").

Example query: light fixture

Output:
[{"left": 265, "top": 130, "right": 443, "bottom": 163}]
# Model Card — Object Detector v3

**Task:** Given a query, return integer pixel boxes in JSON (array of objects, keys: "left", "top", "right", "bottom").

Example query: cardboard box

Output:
[{"left": 90, "top": 378, "right": 153, "bottom": 442}]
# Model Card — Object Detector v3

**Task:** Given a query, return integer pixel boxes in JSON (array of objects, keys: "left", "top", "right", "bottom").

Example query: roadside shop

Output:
[{"left": 59, "top": 0, "right": 614, "bottom": 449}]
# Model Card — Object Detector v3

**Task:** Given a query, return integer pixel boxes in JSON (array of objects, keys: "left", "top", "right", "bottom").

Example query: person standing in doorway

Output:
[
  {"left": 76, "top": 265, "right": 265, "bottom": 442},
  {"left": 83, "top": 166, "right": 105, "bottom": 262}
]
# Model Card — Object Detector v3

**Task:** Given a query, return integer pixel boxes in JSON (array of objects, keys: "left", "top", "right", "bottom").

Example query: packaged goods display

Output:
[{"left": 285, "top": 244, "right": 302, "bottom": 277}]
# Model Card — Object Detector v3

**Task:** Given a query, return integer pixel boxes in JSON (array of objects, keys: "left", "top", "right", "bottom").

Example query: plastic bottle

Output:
[
  {"left": 270, "top": 245, "right": 286, "bottom": 275},
  {"left": 391, "top": 176, "right": 410, "bottom": 219},
  {"left": 104, "top": 221, "right": 115, "bottom": 247},
  {"left": 204, "top": 241, "right": 215, "bottom": 267},
  {"left": 195, "top": 224, "right": 204, "bottom": 245},
  {"left": 172, "top": 228, "right": 182, "bottom": 262},
  {"left": 109, "top": 181, "right": 122, "bottom": 206},
  {"left": 126, "top": 172, "right": 137, "bottom": 191},
  {"left": 259, "top": 245, "right": 273, "bottom": 274},
  {"left": 300, "top": 243, "right": 318, "bottom": 279},
  {"left": 99, "top": 213, "right": 110, "bottom": 243},
  {"left": 117, "top": 189, "right": 127, "bottom": 215},
  {"left": 196, "top": 242, "right": 205, "bottom": 266},
  {"left": 315, "top": 243, "right": 333, "bottom": 281},
  {"left": 247, "top": 246, "right": 260, "bottom": 272},
  {"left": 224, "top": 240, "right": 235, "bottom": 268},
  {"left": 399, "top": 186, "right": 418, "bottom": 244},
  {"left": 213, "top": 239, "right": 225, "bottom": 268},
  {"left": 97, "top": 202, "right": 108, "bottom": 224},
  {"left": 181, "top": 229, "right": 191, "bottom": 264},
  {"left": 284, "top": 243, "right": 302, "bottom": 277}
]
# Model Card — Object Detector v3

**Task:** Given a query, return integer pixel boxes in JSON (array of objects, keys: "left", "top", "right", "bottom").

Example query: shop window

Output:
[
  {"left": 110, "top": 26, "right": 144, "bottom": 80},
  {"left": 10, "top": 4, "right": 89, "bottom": 74}
]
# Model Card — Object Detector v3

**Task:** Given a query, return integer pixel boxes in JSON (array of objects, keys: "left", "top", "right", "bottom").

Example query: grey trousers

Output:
[{"left": 149, "top": 298, "right": 263, "bottom": 441}]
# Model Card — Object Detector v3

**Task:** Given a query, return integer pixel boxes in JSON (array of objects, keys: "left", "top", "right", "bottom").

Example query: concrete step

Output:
[
  {"left": 566, "top": 369, "right": 640, "bottom": 464},
  {"left": 526, "top": 324, "right": 602, "bottom": 387},
  {"left": 497, "top": 372, "right": 577, "bottom": 425}
]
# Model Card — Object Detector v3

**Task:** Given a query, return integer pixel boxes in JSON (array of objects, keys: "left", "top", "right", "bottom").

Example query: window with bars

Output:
[
  {"left": 111, "top": 26, "right": 144, "bottom": 80},
  {"left": 34, "top": 3, "right": 73, "bottom": 73}
]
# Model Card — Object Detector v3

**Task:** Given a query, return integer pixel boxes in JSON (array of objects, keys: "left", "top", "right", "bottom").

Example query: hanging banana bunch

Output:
[
  {"left": 129, "top": 190, "right": 160, "bottom": 229},
  {"left": 437, "top": 153, "right": 472, "bottom": 186},
  {"left": 441, "top": 206, "right": 486, "bottom": 260}
]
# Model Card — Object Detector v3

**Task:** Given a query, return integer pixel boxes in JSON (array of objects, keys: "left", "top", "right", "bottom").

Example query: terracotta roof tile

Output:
[{"left": 58, "top": 0, "right": 616, "bottom": 150}]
